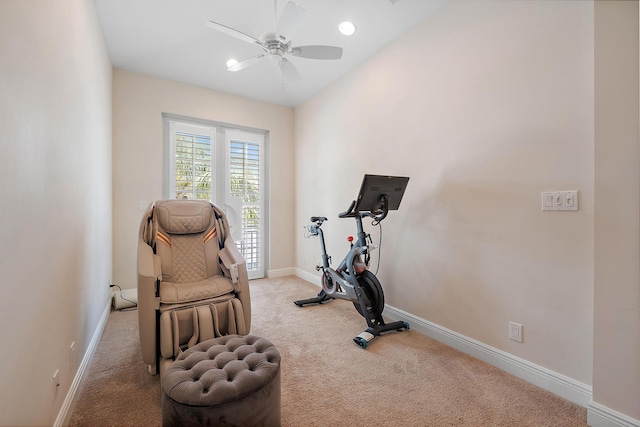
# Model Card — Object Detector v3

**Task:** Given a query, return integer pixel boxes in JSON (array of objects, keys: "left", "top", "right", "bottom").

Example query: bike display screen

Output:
[{"left": 353, "top": 174, "right": 409, "bottom": 213}]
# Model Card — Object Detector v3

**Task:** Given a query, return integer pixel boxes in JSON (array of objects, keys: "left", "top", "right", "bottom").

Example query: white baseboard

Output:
[
  {"left": 267, "top": 267, "right": 297, "bottom": 278},
  {"left": 588, "top": 401, "right": 640, "bottom": 427},
  {"left": 382, "top": 305, "right": 592, "bottom": 407},
  {"left": 54, "top": 298, "right": 112, "bottom": 427},
  {"left": 293, "top": 270, "right": 593, "bottom": 408}
]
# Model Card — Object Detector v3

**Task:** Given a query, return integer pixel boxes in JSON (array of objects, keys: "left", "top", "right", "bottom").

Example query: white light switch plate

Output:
[{"left": 541, "top": 191, "right": 578, "bottom": 211}]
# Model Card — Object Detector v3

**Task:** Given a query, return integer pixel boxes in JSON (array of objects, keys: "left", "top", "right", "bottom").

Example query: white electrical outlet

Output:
[
  {"left": 69, "top": 342, "right": 76, "bottom": 370},
  {"left": 509, "top": 321, "right": 523, "bottom": 343},
  {"left": 52, "top": 369, "right": 60, "bottom": 402}
]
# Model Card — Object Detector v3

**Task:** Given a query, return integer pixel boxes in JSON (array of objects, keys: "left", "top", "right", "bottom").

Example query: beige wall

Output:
[
  {"left": 0, "top": 1, "right": 113, "bottom": 425},
  {"left": 296, "top": 0, "right": 595, "bottom": 386},
  {"left": 112, "top": 70, "right": 295, "bottom": 289},
  {"left": 297, "top": 0, "right": 640, "bottom": 421},
  {"left": 593, "top": 0, "right": 640, "bottom": 421}
]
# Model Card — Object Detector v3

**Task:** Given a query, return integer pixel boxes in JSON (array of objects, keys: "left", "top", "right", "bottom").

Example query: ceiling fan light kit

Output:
[{"left": 206, "top": 0, "right": 343, "bottom": 83}]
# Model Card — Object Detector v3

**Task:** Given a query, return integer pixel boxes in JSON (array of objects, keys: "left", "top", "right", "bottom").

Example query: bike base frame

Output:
[
  {"left": 293, "top": 289, "right": 333, "bottom": 307},
  {"left": 353, "top": 321, "right": 410, "bottom": 349}
]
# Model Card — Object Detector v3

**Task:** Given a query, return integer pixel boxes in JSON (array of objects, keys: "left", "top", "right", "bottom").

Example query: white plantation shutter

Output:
[
  {"left": 227, "top": 130, "right": 264, "bottom": 278},
  {"left": 169, "top": 121, "right": 215, "bottom": 201}
]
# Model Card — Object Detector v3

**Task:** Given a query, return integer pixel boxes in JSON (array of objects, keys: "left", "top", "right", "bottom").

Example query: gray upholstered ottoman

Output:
[{"left": 162, "top": 335, "right": 281, "bottom": 427}]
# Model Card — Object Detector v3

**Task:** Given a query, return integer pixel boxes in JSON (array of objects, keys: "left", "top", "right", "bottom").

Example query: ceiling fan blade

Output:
[
  {"left": 291, "top": 45, "right": 343, "bottom": 60},
  {"left": 228, "top": 54, "right": 266, "bottom": 72},
  {"left": 206, "top": 21, "right": 263, "bottom": 47},
  {"left": 280, "top": 58, "right": 301, "bottom": 82},
  {"left": 276, "top": 1, "right": 305, "bottom": 44}
]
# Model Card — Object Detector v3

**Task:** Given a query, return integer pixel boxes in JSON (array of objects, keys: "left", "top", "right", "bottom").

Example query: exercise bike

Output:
[{"left": 294, "top": 174, "right": 410, "bottom": 348}]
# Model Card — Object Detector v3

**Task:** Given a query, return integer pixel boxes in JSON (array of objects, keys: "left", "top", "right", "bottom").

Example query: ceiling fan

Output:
[{"left": 206, "top": 0, "right": 343, "bottom": 83}]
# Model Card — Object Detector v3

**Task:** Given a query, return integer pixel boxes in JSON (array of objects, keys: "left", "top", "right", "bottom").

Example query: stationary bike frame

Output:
[{"left": 296, "top": 197, "right": 409, "bottom": 348}]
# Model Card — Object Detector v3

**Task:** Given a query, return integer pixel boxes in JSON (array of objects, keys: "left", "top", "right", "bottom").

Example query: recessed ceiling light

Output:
[
  {"left": 339, "top": 21, "right": 357, "bottom": 36},
  {"left": 226, "top": 58, "right": 238, "bottom": 69}
]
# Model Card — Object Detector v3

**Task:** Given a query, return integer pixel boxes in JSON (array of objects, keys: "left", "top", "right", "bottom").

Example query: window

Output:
[
  {"left": 169, "top": 122, "right": 215, "bottom": 201},
  {"left": 165, "top": 116, "right": 267, "bottom": 279}
]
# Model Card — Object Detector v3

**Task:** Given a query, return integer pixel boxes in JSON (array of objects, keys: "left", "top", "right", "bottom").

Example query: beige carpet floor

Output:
[{"left": 69, "top": 275, "right": 587, "bottom": 426}]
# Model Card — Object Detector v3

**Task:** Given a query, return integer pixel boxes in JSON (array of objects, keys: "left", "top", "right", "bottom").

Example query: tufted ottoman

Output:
[{"left": 162, "top": 335, "right": 281, "bottom": 427}]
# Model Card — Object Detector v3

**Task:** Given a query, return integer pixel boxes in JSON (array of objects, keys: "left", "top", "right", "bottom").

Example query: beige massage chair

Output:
[{"left": 137, "top": 199, "right": 251, "bottom": 378}]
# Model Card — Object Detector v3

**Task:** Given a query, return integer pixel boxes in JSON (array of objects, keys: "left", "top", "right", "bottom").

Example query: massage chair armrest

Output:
[
  {"left": 235, "top": 263, "right": 251, "bottom": 332},
  {"left": 219, "top": 236, "right": 251, "bottom": 332},
  {"left": 137, "top": 240, "right": 162, "bottom": 368},
  {"left": 219, "top": 237, "right": 246, "bottom": 287}
]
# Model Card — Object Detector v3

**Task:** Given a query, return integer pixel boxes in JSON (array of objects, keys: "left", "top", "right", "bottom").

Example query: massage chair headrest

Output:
[{"left": 155, "top": 200, "right": 214, "bottom": 234}]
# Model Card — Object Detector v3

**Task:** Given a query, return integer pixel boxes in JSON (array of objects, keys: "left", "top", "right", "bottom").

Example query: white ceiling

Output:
[{"left": 94, "top": 0, "right": 447, "bottom": 107}]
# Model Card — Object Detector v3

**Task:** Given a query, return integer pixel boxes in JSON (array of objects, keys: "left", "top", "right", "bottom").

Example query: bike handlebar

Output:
[
  {"left": 338, "top": 200, "right": 356, "bottom": 218},
  {"left": 314, "top": 195, "right": 389, "bottom": 225},
  {"left": 337, "top": 196, "right": 389, "bottom": 224},
  {"left": 372, "top": 195, "right": 389, "bottom": 224}
]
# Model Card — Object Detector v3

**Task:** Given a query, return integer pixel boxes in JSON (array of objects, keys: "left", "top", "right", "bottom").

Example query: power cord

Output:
[
  {"left": 371, "top": 220, "right": 383, "bottom": 275},
  {"left": 109, "top": 284, "right": 137, "bottom": 306}
]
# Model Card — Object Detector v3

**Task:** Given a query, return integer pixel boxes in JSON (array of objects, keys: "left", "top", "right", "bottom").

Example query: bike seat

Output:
[{"left": 310, "top": 216, "right": 327, "bottom": 223}]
